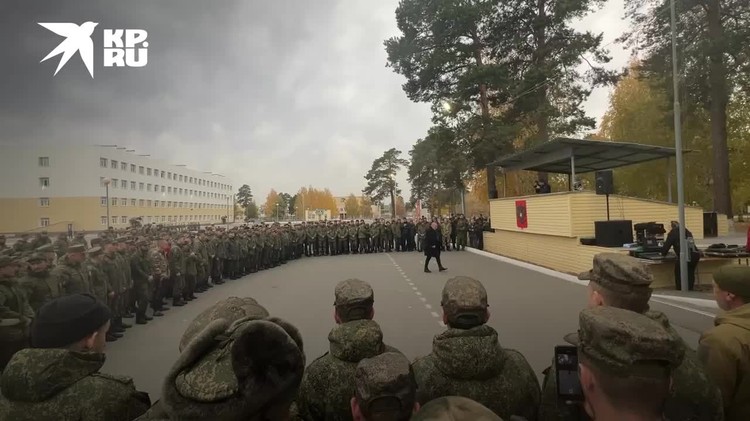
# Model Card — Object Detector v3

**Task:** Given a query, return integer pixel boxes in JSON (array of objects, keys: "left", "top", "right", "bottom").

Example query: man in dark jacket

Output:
[
  {"left": 412, "top": 277, "right": 540, "bottom": 420},
  {"left": 0, "top": 294, "right": 150, "bottom": 420},
  {"left": 424, "top": 222, "right": 447, "bottom": 273},
  {"left": 662, "top": 220, "right": 701, "bottom": 290}
]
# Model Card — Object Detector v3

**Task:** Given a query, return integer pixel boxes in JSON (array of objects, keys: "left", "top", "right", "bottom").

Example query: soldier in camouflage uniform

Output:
[
  {"left": 71, "top": 232, "right": 89, "bottom": 249},
  {"left": 371, "top": 220, "right": 382, "bottom": 253},
  {"left": 136, "top": 305, "right": 304, "bottom": 420},
  {"left": 129, "top": 240, "right": 153, "bottom": 324},
  {"left": 30, "top": 231, "right": 51, "bottom": 249},
  {"left": 0, "top": 256, "right": 34, "bottom": 370},
  {"left": 36, "top": 244, "right": 58, "bottom": 267},
  {"left": 52, "top": 233, "right": 69, "bottom": 258},
  {"left": 148, "top": 240, "right": 169, "bottom": 314},
  {"left": 0, "top": 294, "right": 150, "bottom": 420},
  {"left": 416, "top": 218, "right": 427, "bottom": 252},
  {"left": 18, "top": 253, "right": 61, "bottom": 313},
  {"left": 168, "top": 238, "right": 186, "bottom": 306},
  {"left": 116, "top": 239, "right": 135, "bottom": 319},
  {"left": 12, "top": 234, "right": 32, "bottom": 253},
  {"left": 455, "top": 215, "right": 468, "bottom": 250},
  {"left": 51, "top": 244, "right": 90, "bottom": 294},
  {"left": 337, "top": 222, "right": 348, "bottom": 255},
  {"left": 392, "top": 219, "right": 403, "bottom": 252},
  {"left": 383, "top": 220, "right": 394, "bottom": 252},
  {"left": 326, "top": 222, "right": 336, "bottom": 256},
  {"left": 183, "top": 237, "right": 199, "bottom": 300},
  {"left": 412, "top": 276, "right": 540, "bottom": 420},
  {"left": 296, "top": 279, "right": 398, "bottom": 420},
  {"left": 538, "top": 253, "right": 723, "bottom": 421},
  {"left": 101, "top": 241, "right": 126, "bottom": 340},
  {"left": 351, "top": 352, "right": 419, "bottom": 421},
  {"left": 357, "top": 221, "right": 369, "bottom": 254},
  {"left": 573, "top": 306, "right": 686, "bottom": 421},
  {"left": 441, "top": 217, "right": 453, "bottom": 251}
]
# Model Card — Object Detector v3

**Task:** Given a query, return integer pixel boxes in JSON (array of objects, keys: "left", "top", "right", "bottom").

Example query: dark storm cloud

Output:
[{"left": 0, "top": 1, "right": 625, "bottom": 200}]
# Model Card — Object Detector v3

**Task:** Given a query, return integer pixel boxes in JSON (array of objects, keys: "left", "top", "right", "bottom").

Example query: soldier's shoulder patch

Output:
[{"left": 92, "top": 372, "right": 136, "bottom": 387}]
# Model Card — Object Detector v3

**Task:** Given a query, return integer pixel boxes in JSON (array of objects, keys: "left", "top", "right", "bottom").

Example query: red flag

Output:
[{"left": 516, "top": 200, "right": 528, "bottom": 229}]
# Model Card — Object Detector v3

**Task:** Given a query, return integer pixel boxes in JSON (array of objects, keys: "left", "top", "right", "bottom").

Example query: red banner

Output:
[{"left": 516, "top": 200, "right": 528, "bottom": 229}]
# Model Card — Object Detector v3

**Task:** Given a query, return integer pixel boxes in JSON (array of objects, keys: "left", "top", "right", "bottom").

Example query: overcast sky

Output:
[{"left": 0, "top": 0, "right": 631, "bottom": 201}]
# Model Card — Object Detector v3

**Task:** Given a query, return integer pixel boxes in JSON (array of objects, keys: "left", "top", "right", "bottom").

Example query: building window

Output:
[
  {"left": 147, "top": 200, "right": 152, "bottom": 207},
  {"left": 111, "top": 198, "right": 117, "bottom": 206},
  {"left": 179, "top": 188, "right": 183, "bottom": 195},
  {"left": 100, "top": 158, "right": 108, "bottom": 167},
  {"left": 168, "top": 216, "right": 172, "bottom": 222},
  {"left": 101, "top": 216, "right": 107, "bottom": 226},
  {"left": 131, "top": 163, "right": 136, "bottom": 172},
  {"left": 39, "top": 217, "right": 50, "bottom": 227},
  {"left": 112, "top": 178, "right": 118, "bottom": 188},
  {"left": 131, "top": 181, "right": 136, "bottom": 190},
  {"left": 39, "top": 197, "right": 50, "bottom": 207},
  {"left": 120, "top": 198, "right": 127, "bottom": 206},
  {"left": 147, "top": 184, "right": 152, "bottom": 192},
  {"left": 139, "top": 166, "right": 144, "bottom": 174},
  {"left": 139, "top": 182, "right": 144, "bottom": 190},
  {"left": 139, "top": 199, "right": 144, "bottom": 206},
  {"left": 161, "top": 216, "right": 166, "bottom": 222},
  {"left": 121, "top": 162, "right": 127, "bottom": 171},
  {"left": 168, "top": 187, "right": 172, "bottom": 194},
  {"left": 121, "top": 216, "right": 127, "bottom": 224},
  {"left": 179, "top": 175, "right": 183, "bottom": 182},
  {"left": 39, "top": 177, "right": 49, "bottom": 188},
  {"left": 112, "top": 216, "right": 118, "bottom": 225},
  {"left": 120, "top": 179, "right": 126, "bottom": 189},
  {"left": 161, "top": 171, "right": 165, "bottom": 178},
  {"left": 154, "top": 184, "right": 159, "bottom": 192},
  {"left": 160, "top": 201, "right": 165, "bottom": 207},
  {"left": 161, "top": 185, "right": 165, "bottom": 193},
  {"left": 111, "top": 160, "right": 118, "bottom": 169},
  {"left": 101, "top": 197, "right": 107, "bottom": 206},
  {"left": 38, "top": 157, "right": 50, "bottom": 167}
]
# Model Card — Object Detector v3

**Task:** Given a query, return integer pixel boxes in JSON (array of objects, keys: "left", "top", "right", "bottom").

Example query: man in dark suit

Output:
[{"left": 662, "top": 221, "right": 701, "bottom": 290}]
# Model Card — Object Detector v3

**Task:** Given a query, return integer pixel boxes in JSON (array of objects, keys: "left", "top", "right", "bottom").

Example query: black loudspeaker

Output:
[
  {"left": 595, "top": 170, "right": 614, "bottom": 195},
  {"left": 594, "top": 220, "right": 633, "bottom": 247}
]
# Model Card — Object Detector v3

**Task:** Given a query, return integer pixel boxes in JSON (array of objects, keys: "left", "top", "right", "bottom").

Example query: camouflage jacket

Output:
[
  {"left": 101, "top": 254, "right": 123, "bottom": 294},
  {"left": 456, "top": 218, "right": 468, "bottom": 232},
  {"left": 539, "top": 310, "right": 724, "bottom": 421},
  {"left": 184, "top": 245, "right": 198, "bottom": 276},
  {"left": 51, "top": 260, "right": 90, "bottom": 295},
  {"left": 148, "top": 248, "right": 169, "bottom": 278},
  {"left": 18, "top": 270, "right": 62, "bottom": 313},
  {"left": 0, "top": 348, "right": 150, "bottom": 421},
  {"left": 116, "top": 252, "right": 133, "bottom": 288},
  {"left": 0, "top": 277, "right": 34, "bottom": 342},
  {"left": 296, "top": 320, "right": 392, "bottom": 421},
  {"left": 391, "top": 222, "right": 402, "bottom": 238},
  {"left": 412, "top": 324, "right": 540, "bottom": 420},
  {"left": 130, "top": 251, "right": 151, "bottom": 282},
  {"left": 85, "top": 260, "right": 109, "bottom": 302},
  {"left": 168, "top": 245, "right": 186, "bottom": 276}
]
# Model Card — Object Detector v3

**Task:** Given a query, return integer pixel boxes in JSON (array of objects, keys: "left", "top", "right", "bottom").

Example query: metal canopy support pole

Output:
[
  {"left": 670, "top": 0, "right": 689, "bottom": 292},
  {"left": 570, "top": 154, "right": 576, "bottom": 191},
  {"left": 667, "top": 157, "right": 673, "bottom": 203}
]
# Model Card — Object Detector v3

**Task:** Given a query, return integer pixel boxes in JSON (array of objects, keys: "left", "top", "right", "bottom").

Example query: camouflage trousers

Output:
[{"left": 133, "top": 279, "right": 150, "bottom": 317}]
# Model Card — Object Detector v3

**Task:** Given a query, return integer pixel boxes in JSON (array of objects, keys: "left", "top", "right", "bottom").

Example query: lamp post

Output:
[
  {"left": 276, "top": 203, "right": 280, "bottom": 222},
  {"left": 103, "top": 178, "right": 111, "bottom": 229},
  {"left": 670, "top": 0, "right": 689, "bottom": 291}
]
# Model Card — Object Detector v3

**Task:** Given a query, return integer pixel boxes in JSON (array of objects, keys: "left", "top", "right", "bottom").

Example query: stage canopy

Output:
[{"left": 490, "top": 137, "right": 682, "bottom": 175}]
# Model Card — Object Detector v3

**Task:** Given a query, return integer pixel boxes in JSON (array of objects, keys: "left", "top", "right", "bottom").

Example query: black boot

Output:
[
  {"left": 135, "top": 315, "right": 148, "bottom": 325},
  {"left": 173, "top": 298, "right": 186, "bottom": 307}
]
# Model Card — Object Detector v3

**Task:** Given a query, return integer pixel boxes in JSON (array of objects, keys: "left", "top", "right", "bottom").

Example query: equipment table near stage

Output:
[{"left": 483, "top": 191, "right": 735, "bottom": 289}]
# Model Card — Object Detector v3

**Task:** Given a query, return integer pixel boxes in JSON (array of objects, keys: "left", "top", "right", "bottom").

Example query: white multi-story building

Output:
[{"left": 0, "top": 145, "right": 234, "bottom": 233}]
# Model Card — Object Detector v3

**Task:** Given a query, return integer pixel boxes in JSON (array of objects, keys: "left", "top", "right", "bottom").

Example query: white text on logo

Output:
[{"left": 103, "top": 29, "right": 148, "bottom": 67}]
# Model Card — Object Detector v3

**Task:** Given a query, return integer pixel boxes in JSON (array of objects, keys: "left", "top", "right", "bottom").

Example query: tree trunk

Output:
[
  {"left": 471, "top": 33, "right": 497, "bottom": 200},
  {"left": 706, "top": 0, "right": 732, "bottom": 217},
  {"left": 390, "top": 189, "right": 396, "bottom": 218},
  {"left": 534, "top": 0, "right": 549, "bottom": 183}
]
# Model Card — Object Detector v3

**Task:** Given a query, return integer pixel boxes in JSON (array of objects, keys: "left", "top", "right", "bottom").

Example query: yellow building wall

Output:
[
  {"left": 569, "top": 193, "right": 705, "bottom": 239},
  {"left": 717, "top": 215, "right": 730, "bottom": 236},
  {"left": 0, "top": 197, "right": 228, "bottom": 234},
  {"left": 489, "top": 193, "right": 573, "bottom": 237}
]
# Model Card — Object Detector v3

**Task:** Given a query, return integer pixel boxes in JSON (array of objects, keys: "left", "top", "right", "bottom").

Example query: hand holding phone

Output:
[{"left": 555, "top": 345, "right": 584, "bottom": 402}]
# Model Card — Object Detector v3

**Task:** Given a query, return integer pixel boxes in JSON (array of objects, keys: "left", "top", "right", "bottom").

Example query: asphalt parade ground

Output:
[{"left": 103, "top": 249, "right": 718, "bottom": 400}]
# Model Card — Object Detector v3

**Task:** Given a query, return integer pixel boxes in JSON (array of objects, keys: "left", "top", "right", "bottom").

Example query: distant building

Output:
[
  {"left": 334, "top": 195, "right": 381, "bottom": 219},
  {"left": 305, "top": 209, "right": 331, "bottom": 221},
  {"left": 0, "top": 145, "right": 234, "bottom": 233}
]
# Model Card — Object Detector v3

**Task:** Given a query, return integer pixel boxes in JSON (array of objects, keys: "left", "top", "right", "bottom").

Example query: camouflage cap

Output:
[
  {"left": 36, "top": 244, "right": 54, "bottom": 253},
  {"left": 410, "top": 396, "right": 502, "bottom": 421},
  {"left": 355, "top": 352, "right": 416, "bottom": 420},
  {"left": 577, "top": 306, "right": 684, "bottom": 378},
  {"left": 713, "top": 264, "right": 750, "bottom": 301},
  {"left": 27, "top": 253, "right": 48, "bottom": 262},
  {"left": 578, "top": 253, "right": 653, "bottom": 294},
  {"left": 179, "top": 296, "right": 270, "bottom": 352},
  {"left": 90, "top": 238, "right": 103, "bottom": 247},
  {"left": 334, "top": 279, "right": 375, "bottom": 321},
  {"left": 87, "top": 246, "right": 103, "bottom": 257},
  {"left": 441, "top": 277, "right": 488, "bottom": 327},
  {"left": 163, "top": 317, "right": 305, "bottom": 420},
  {"left": 67, "top": 244, "right": 85, "bottom": 253}
]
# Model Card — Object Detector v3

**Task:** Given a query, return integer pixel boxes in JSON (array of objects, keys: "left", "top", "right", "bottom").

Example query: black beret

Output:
[{"left": 31, "top": 293, "right": 112, "bottom": 348}]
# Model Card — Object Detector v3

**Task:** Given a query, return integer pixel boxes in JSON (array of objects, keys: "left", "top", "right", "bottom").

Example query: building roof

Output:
[{"left": 490, "top": 137, "right": 684, "bottom": 174}]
